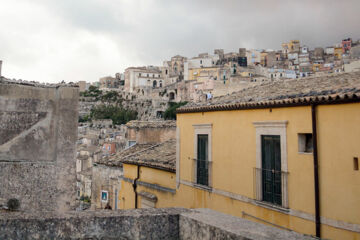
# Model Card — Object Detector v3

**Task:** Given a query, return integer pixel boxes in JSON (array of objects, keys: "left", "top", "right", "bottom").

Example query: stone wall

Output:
[
  {"left": 0, "top": 208, "right": 315, "bottom": 240},
  {"left": 91, "top": 164, "right": 123, "bottom": 209},
  {"left": 0, "top": 80, "right": 78, "bottom": 212}
]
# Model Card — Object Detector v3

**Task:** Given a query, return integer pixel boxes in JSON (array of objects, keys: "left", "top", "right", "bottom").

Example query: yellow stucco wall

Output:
[
  {"left": 188, "top": 67, "right": 219, "bottom": 81},
  {"left": 317, "top": 103, "right": 360, "bottom": 226},
  {"left": 176, "top": 103, "right": 360, "bottom": 239},
  {"left": 118, "top": 164, "right": 177, "bottom": 209},
  {"left": 119, "top": 164, "right": 137, "bottom": 209},
  {"left": 334, "top": 47, "right": 343, "bottom": 60}
]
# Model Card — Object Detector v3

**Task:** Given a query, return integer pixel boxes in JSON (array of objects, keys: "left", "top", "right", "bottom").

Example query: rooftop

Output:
[
  {"left": 126, "top": 120, "right": 176, "bottom": 129},
  {"left": 0, "top": 76, "right": 78, "bottom": 88},
  {"left": 178, "top": 71, "right": 360, "bottom": 113},
  {"left": 98, "top": 139, "right": 176, "bottom": 172}
]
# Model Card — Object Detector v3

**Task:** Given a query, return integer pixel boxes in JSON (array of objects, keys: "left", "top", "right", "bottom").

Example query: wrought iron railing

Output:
[
  {"left": 254, "top": 168, "right": 289, "bottom": 208},
  {"left": 192, "top": 158, "right": 212, "bottom": 187}
]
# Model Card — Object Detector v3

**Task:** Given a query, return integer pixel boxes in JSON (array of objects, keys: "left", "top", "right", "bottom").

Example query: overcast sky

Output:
[{"left": 1, "top": 0, "right": 360, "bottom": 83}]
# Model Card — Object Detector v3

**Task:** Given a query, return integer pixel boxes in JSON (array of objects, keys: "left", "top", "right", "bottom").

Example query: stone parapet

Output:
[{"left": 0, "top": 208, "right": 316, "bottom": 240}]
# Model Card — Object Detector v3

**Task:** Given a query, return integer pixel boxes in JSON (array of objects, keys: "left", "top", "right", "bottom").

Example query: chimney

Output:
[{"left": 0, "top": 60, "right": 2, "bottom": 77}]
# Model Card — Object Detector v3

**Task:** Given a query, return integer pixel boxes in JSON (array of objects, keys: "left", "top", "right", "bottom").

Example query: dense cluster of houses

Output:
[{"left": 78, "top": 37, "right": 360, "bottom": 104}]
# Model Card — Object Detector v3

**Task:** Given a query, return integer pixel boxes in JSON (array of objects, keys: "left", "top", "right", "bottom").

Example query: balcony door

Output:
[
  {"left": 261, "top": 135, "right": 282, "bottom": 205},
  {"left": 197, "top": 134, "right": 208, "bottom": 186}
]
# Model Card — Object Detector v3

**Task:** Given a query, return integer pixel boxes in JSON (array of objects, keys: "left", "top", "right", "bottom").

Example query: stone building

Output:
[
  {"left": 99, "top": 76, "right": 120, "bottom": 89},
  {"left": 184, "top": 54, "right": 219, "bottom": 81},
  {"left": 350, "top": 45, "right": 360, "bottom": 59},
  {"left": 281, "top": 40, "right": 300, "bottom": 57},
  {"left": 77, "top": 80, "right": 89, "bottom": 92},
  {"left": 0, "top": 78, "right": 78, "bottom": 212},
  {"left": 162, "top": 55, "right": 187, "bottom": 84},
  {"left": 124, "top": 66, "right": 163, "bottom": 93},
  {"left": 93, "top": 139, "right": 176, "bottom": 210},
  {"left": 125, "top": 120, "right": 176, "bottom": 146}
]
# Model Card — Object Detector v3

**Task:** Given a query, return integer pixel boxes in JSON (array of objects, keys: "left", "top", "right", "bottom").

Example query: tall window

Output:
[
  {"left": 253, "top": 121, "right": 289, "bottom": 208},
  {"left": 197, "top": 135, "right": 209, "bottom": 186},
  {"left": 193, "top": 124, "right": 212, "bottom": 188},
  {"left": 261, "top": 135, "right": 282, "bottom": 205}
]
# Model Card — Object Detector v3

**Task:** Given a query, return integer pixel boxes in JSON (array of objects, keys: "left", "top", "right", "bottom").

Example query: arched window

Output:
[
  {"left": 153, "top": 80, "right": 157, "bottom": 88},
  {"left": 159, "top": 81, "right": 163, "bottom": 87},
  {"left": 169, "top": 92, "right": 175, "bottom": 100}
]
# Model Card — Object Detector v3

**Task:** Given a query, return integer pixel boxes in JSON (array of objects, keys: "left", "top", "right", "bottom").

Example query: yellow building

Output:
[
  {"left": 282, "top": 40, "right": 301, "bottom": 57},
  {"left": 334, "top": 47, "right": 343, "bottom": 60},
  {"left": 175, "top": 72, "right": 360, "bottom": 240},
  {"left": 312, "top": 63, "right": 321, "bottom": 72},
  {"left": 188, "top": 67, "right": 220, "bottom": 81},
  {"left": 108, "top": 139, "right": 177, "bottom": 209}
]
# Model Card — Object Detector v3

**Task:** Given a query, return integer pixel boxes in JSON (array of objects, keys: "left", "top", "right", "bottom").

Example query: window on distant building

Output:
[
  {"left": 101, "top": 190, "right": 108, "bottom": 202},
  {"left": 200, "top": 60, "right": 202, "bottom": 64},
  {"left": 298, "top": 133, "right": 313, "bottom": 153},
  {"left": 193, "top": 124, "right": 212, "bottom": 189},
  {"left": 128, "top": 141, "right": 136, "bottom": 147},
  {"left": 139, "top": 73, "right": 141, "bottom": 77}
]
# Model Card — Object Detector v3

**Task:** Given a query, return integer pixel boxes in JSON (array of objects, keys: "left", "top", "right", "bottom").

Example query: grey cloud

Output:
[{"left": 1, "top": 0, "right": 360, "bottom": 83}]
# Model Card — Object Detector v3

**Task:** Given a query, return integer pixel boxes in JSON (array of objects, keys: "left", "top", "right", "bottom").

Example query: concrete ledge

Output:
[
  {"left": 180, "top": 209, "right": 315, "bottom": 240},
  {"left": 0, "top": 208, "right": 316, "bottom": 240}
]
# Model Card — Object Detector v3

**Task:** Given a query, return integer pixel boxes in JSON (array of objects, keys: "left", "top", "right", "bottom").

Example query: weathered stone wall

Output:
[
  {"left": 0, "top": 80, "right": 78, "bottom": 212},
  {"left": 0, "top": 208, "right": 182, "bottom": 240},
  {"left": 128, "top": 127, "right": 176, "bottom": 144},
  {"left": 0, "top": 208, "right": 315, "bottom": 240},
  {"left": 91, "top": 164, "right": 123, "bottom": 209}
]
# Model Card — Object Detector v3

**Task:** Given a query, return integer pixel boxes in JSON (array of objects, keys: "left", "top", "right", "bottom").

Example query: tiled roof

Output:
[
  {"left": 178, "top": 72, "right": 360, "bottom": 113},
  {"left": 0, "top": 76, "right": 78, "bottom": 88},
  {"left": 126, "top": 120, "right": 176, "bottom": 129},
  {"left": 98, "top": 140, "right": 176, "bottom": 172}
]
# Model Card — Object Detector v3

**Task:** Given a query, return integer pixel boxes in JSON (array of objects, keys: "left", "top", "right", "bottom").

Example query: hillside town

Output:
[
  {"left": 52, "top": 37, "right": 360, "bottom": 239},
  {"left": 1, "top": 27, "right": 360, "bottom": 240},
  {"left": 76, "top": 38, "right": 360, "bottom": 120}
]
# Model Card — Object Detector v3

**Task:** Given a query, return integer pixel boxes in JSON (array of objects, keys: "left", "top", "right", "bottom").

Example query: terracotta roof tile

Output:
[
  {"left": 178, "top": 72, "right": 360, "bottom": 113},
  {"left": 98, "top": 140, "right": 176, "bottom": 172}
]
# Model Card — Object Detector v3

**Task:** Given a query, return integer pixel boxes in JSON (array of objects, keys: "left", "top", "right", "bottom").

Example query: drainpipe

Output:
[
  {"left": 133, "top": 165, "right": 140, "bottom": 209},
  {"left": 311, "top": 104, "right": 321, "bottom": 238}
]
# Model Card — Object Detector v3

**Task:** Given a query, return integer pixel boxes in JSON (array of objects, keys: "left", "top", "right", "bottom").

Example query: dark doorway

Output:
[{"left": 261, "top": 135, "right": 282, "bottom": 205}]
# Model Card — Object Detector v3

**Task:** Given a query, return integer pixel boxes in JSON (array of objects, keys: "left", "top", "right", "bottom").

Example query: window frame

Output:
[
  {"left": 193, "top": 124, "right": 212, "bottom": 188},
  {"left": 101, "top": 190, "right": 109, "bottom": 202},
  {"left": 253, "top": 121, "right": 289, "bottom": 208}
]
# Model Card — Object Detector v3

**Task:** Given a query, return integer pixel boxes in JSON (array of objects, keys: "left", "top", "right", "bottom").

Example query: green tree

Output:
[
  {"left": 90, "top": 105, "right": 137, "bottom": 125},
  {"left": 80, "top": 85, "right": 102, "bottom": 98},
  {"left": 164, "top": 102, "right": 188, "bottom": 120},
  {"left": 78, "top": 114, "right": 90, "bottom": 122},
  {"left": 101, "top": 91, "right": 119, "bottom": 105}
]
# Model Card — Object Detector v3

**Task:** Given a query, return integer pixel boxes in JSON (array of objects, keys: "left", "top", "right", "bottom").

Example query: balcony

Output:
[{"left": 254, "top": 168, "right": 289, "bottom": 208}]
